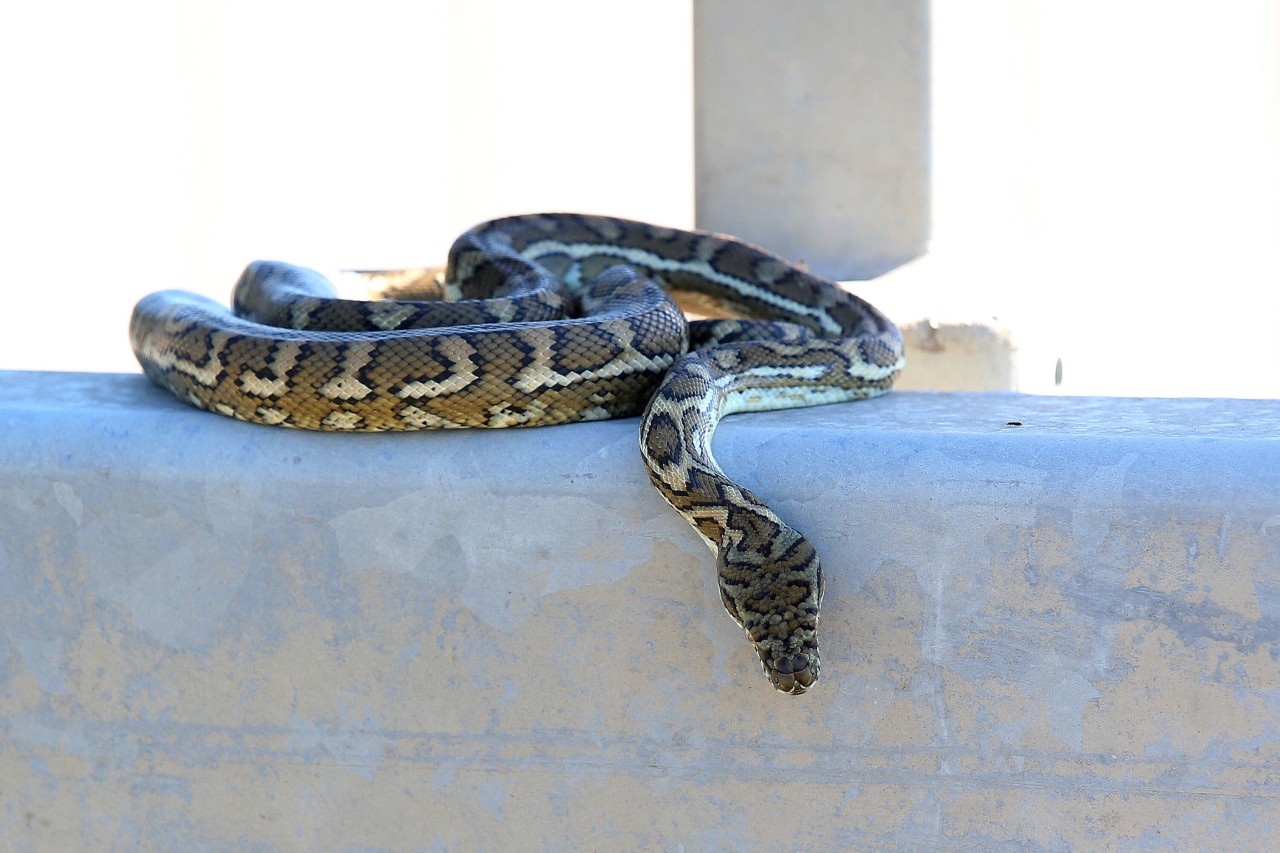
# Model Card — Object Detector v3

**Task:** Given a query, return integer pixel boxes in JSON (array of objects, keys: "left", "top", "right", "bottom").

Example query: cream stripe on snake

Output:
[{"left": 130, "top": 213, "right": 904, "bottom": 694}]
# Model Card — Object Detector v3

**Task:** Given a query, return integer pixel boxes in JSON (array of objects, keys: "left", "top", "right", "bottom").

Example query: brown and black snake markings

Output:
[{"left": 131, "top": 213, "right": 904, "bottom": 694}]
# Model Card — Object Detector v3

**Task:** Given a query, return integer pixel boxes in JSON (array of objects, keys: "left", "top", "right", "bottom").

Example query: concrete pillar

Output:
[{"left": 694, "top": 0, "right": 931, "bottom": 280}]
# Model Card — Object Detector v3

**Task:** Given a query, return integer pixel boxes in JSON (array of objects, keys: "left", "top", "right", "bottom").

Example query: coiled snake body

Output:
[{"left": 131, "top": 213, "right": 903, "bottom": 694}]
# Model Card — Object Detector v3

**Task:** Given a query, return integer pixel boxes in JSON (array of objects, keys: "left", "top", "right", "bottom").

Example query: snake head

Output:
[{"left": 717, "top": 524, "right": 824, "bottom": 695}]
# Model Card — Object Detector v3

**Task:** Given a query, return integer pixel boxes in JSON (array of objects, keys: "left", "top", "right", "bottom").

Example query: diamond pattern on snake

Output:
[{"left": 130, "top": 213, "right": 904, "bottom": 694}]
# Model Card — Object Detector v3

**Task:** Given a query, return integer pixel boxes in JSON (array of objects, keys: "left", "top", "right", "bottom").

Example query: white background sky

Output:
[
  {"left": 1, "top": 0, "right": 1277, "bottom": 398},
  {"left": 926, "top": 0, "right": 1280, "bottom": 397}
]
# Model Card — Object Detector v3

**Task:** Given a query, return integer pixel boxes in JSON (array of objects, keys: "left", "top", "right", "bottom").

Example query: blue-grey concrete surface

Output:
[{"left": 2, "top": 370, "right": 1279, "bottom": 849}]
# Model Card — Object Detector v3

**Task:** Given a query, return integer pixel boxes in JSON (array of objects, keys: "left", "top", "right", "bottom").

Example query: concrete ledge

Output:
[{"left": 3, "top": 371, "right": 1279, "bottom": 849}]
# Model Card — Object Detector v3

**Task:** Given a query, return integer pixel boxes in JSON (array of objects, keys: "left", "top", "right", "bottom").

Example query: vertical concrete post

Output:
[{"left": 694, "top": 0, "right": 930, "bottom": 280}]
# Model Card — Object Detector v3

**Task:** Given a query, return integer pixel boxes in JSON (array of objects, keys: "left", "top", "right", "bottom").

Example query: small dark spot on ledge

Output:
[{"left": 1006, "top": 421, "right": 1023, "bottom": 427}]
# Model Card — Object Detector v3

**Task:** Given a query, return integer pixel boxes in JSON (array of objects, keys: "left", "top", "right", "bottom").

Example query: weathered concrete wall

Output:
[
  {"left": 694, "top": 0, "right": 931, "bottom": 280},
  {"left": 2, "top": 371, "right": 1279, "bottom": 849}
]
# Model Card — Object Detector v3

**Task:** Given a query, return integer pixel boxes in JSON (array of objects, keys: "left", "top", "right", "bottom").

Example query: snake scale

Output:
[{"left": 130, "top": 213, "right": 904, "bottom": 694}]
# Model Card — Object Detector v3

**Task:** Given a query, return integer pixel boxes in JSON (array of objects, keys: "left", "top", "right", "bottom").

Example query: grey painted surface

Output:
[
  {"left": 2, "top": 371, "right": 1279, "bottom": 849},
  {"left": 694, "top": 0, "right": 931, "bottom": 280}
]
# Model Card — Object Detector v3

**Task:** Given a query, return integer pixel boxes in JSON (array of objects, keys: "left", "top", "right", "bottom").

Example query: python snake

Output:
[{"left": 130, "top": 213, "right": 904, "bottom": 694}]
